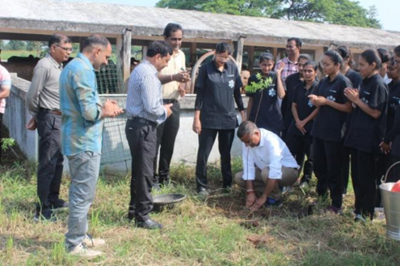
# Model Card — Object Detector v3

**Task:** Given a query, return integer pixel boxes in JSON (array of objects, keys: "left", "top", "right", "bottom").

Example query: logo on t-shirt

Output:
[
  {"left": 327, "top": 95, "right": 336, "bottom": 102},
  {"left": 229, "top": 80, "right": 235, "bottom": 88},
  {"left": 268, "top": 88, "right": 276, "bottom": 97},
  {"left": 361, "top": 97, "right": 369, "bottom": 104}
]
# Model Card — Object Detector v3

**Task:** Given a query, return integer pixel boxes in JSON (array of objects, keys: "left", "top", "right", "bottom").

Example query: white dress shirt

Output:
[{"left": 242, "top": 128, "right": 298, "bottom": 180}]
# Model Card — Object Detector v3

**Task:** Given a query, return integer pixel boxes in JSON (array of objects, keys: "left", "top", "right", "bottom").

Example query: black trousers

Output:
[
  {"left": 195, "top": 128, "right": 235, "bottom": 191},
  {"left": 313, "top": 137, "right": 343, "bottom": 209},
  {"left": 125, "top": 119, "right": 157, "bottom": 222},
  {"left": 351, "top": 149, "right": 378, "bottom": 220},
  {"left": 154, "top": 101, "right": 180, "bottom": 184},
  {"left": 342, "top": 146, "right": 351, "bottom": 194},
  {"left": 387, "top": 155, "right": 400, "bottom": 182},
  {"left": 36, "top": 110, "right": 64, "bottom": 212},
  {"left": 375, "top": 153, "right": 391, "bottom": 207},
  {"left": 286, "top": 133, "right": 313, "bottom": 183}
]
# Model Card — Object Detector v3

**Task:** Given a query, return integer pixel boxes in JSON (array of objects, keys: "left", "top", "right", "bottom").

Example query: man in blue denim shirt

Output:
[{"left": 60, "top": 34, "right": 123, "bottom": 258}]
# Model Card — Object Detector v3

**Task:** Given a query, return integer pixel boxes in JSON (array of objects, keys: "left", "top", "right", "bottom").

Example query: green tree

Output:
[
  {"left": 26, "top": 41, "right": 47, "bottom": 57},
  {"left": 156, "top": 0, "right": 279, "bottom": 17},
  {"left": 156, "top": 0, "right": 381, "bottom": 28},
  {"left": 7, "top": 40, "right": 26, "bottom": 50},
  {"left": 323, "top": 0, "right": 381, "bottom": 28}
]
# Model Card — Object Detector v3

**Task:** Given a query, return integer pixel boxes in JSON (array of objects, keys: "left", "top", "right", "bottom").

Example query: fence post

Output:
[{"left": 116, "top": 28, "right": 132, "bottom": 92}]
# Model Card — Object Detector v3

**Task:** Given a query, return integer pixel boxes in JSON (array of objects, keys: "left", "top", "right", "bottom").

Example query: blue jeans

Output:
[{"left": 65, "top": 151, "right": 101, "bottom": 247}]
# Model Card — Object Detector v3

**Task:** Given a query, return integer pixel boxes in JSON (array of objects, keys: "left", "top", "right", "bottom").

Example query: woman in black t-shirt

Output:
[
  {"left": 246, "top": 52, "right": 285, "bottom": 135},
  {"left": 336, "top": 46, "right": 362, "bottom": 195},
  {"left": 286, "top": 61, "right": 319, "bottom": 186},
  {"left": 193, "top": 42, "right": 245, "bottom": 195},
  {"left": 309, "top": 50, "right": 353, "bottom": 214},
  {"left": 344, "top": 49, "right": 388, "bottom": 221},
  {"left": 380, "top": 57, "right": 400, "bottom": 182}
]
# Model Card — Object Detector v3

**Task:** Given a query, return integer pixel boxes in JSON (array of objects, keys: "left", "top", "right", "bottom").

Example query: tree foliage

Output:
[
  {"left": 156, "top": 0, "right": 381, "bottom": 28},
  {"left": 7, "top": 40, "right": 26, "bottom": 51},
  {"left": 156, "top": 0, "right": 280, "bottom": 17}
]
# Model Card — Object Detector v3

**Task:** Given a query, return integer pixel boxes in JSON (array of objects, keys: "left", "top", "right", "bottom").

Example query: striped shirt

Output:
[
  {"left": 59, "top": 53, "right": 103, "bottom": 156},
  {"left": 126, "top": 59, "right": 166, "bottom": 124},
  {"left": 274, "top": 57, "right": 298, "bottom": 81},
  {"left": 0, "top": 64, "right": 11, "bottom": 114}
]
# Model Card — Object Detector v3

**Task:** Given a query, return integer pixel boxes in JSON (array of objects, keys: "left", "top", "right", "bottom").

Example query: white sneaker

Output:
[
  {"left": 83, "top": 234, "right": 106, "bottom": 248},
  {"left": 68, "top": 243, "right": 102, "bottom": 259}
]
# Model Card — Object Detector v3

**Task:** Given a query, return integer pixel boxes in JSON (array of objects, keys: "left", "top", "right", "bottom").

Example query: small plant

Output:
[
  {"left": 244, "top": 73, "right": 273, "bottom": 94},
  {"left": 245, "top": 73, "right": 274, "bottom": 123},
  {"left": 1, "top": 138, "right": 15, "bottom": 151},
  {"left": 5, "top": 237, "right": 14, "bottom": 259}
]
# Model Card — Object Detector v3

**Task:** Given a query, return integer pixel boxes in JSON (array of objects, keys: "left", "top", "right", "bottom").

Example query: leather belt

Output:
[
  {"left": 129, "top": 117, "right": 157, "bottom": 127},
  {"left": 163, "top": 99, "right": 177, "bottom": 104},
  {"left": 40, "top": 108, "right": 62, "bottom": 116}
]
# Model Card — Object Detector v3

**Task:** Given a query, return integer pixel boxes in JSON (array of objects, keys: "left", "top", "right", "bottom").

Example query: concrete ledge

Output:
[{"left": 4, "top": 79, "right": 247, "bottom": 173}]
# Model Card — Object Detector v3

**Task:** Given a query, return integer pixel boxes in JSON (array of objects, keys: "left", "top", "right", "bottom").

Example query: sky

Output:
[{"left": 64, "top": 0, "right": 399, "bottom": 32}]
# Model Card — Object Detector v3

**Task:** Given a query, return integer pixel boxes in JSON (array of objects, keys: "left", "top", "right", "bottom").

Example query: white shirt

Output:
[
  {"left": 242, "top": 129, "right": 298, "bottom": 180},
  {"left": 160, "top": 49, "right": 186, "bottom": 100}
]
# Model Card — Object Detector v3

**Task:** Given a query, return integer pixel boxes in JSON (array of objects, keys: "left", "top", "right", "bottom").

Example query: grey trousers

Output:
[
  {"left": 65, "top": 151, "right": 101, "bottom": 247},
  {"left": 234, "top": 167, "right": 299, "bottom": 200}
]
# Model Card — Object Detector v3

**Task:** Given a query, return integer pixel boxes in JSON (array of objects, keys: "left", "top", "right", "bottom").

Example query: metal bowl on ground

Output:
[{"left": 152, "top": 193, "right": 187, "bottom": 212}]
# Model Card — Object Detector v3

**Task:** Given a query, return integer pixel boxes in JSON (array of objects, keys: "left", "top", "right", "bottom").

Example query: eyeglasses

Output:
[{"left": 55, "top": 44, "right": 73, "bottom": 52}]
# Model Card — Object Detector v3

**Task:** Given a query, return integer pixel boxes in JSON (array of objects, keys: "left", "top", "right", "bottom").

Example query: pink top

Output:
[{"left": 0, "top": 65, "right": 11, "bottom": 114}]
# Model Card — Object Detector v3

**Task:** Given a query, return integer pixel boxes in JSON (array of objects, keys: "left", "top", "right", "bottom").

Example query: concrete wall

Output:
[
  {"left": 3, "top": 75, "right": 38, "bottom": 160},
  {"left": 3, "top": 76, "right": 247, "bottom": 172},
  {"left": 98, "top": 94, "right": 247, "bottom": 172}
]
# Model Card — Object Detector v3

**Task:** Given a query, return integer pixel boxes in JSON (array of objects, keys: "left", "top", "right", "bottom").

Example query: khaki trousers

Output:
[{"left": 234, "top": 167, "right": 299, "bottom": 200}]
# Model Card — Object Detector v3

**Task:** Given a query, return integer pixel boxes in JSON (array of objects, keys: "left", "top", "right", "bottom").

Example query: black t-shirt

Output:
[
  {"left": 346, "top": 69, "right": 362, "bottom": 89},
  {"left": 343, "top": 69, "right": 362, "bottom": 136},
  {"left": 311, "top": 73, "right": 353, "bottom": 142},
  {"left": 388, "top": 106, "right": 400, "bottom": 157},
  {"left": 345, "top": 74, "right": 388, "bottom": 153},
  {"left": 282, "top": 73, "right": 302, "bottom": 131},
  {"left": 287, "top": 80, "right": 318, "bottom": 136},
  {"left": 246, "top": 71, "right": 283, "bottom": 135},
  {"left": 195, "top": 60, "right": 244, "bottom": 130},
  {"left": 387, "top": 80, "right": 400, "bottom": 133}
]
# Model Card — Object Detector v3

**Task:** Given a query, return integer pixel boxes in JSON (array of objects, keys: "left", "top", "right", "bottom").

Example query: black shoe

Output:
[
  {"left": 34, "top": 209, "right": 56, "bottom": 222},
  {"left": 159, "top": 176, "right": 170, "bottom": 186},
  {"left": 152, "top": 183, "right": 161, "bottom": 191},
  {"left": 50, "top": 199, "right": 68, "bottom": 209},
  {"left": 127, "top": 205, "right": 135, "bottom": 221},
  {"left": 135, "top": 219, "right": 163, "bottom": 230}
]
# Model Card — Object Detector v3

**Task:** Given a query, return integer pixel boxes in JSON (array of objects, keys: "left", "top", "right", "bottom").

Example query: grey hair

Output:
[{"left": 237, "top": 121, "right": 258, "bottom": 139}]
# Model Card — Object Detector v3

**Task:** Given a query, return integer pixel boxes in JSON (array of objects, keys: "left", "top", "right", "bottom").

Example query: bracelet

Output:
[
  {"left": 170, "top": 74, "right": 174, "bottom": 82},
  {"left": 246, "top": 189, "right": 254, "bottom": 195}
]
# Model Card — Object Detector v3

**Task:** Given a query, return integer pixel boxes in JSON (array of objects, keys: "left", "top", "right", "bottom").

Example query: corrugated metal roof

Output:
[{"left": 1, "top": 0, "right": 399, "bottom": 49}]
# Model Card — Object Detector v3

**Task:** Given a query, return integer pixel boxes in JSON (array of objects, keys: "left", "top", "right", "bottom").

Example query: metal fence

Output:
[{"left": 96, "top": 60, "right": 125, "bottom": 94}]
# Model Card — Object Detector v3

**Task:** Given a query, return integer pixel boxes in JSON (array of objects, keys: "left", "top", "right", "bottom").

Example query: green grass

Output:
[{"left": 0, "top": 158, "right": 399, "bottom": 265}]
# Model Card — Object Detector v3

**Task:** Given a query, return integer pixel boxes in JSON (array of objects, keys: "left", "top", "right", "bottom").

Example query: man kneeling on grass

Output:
[{"left": 235, "top": 121, "right": 299, "bottom": 211}]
